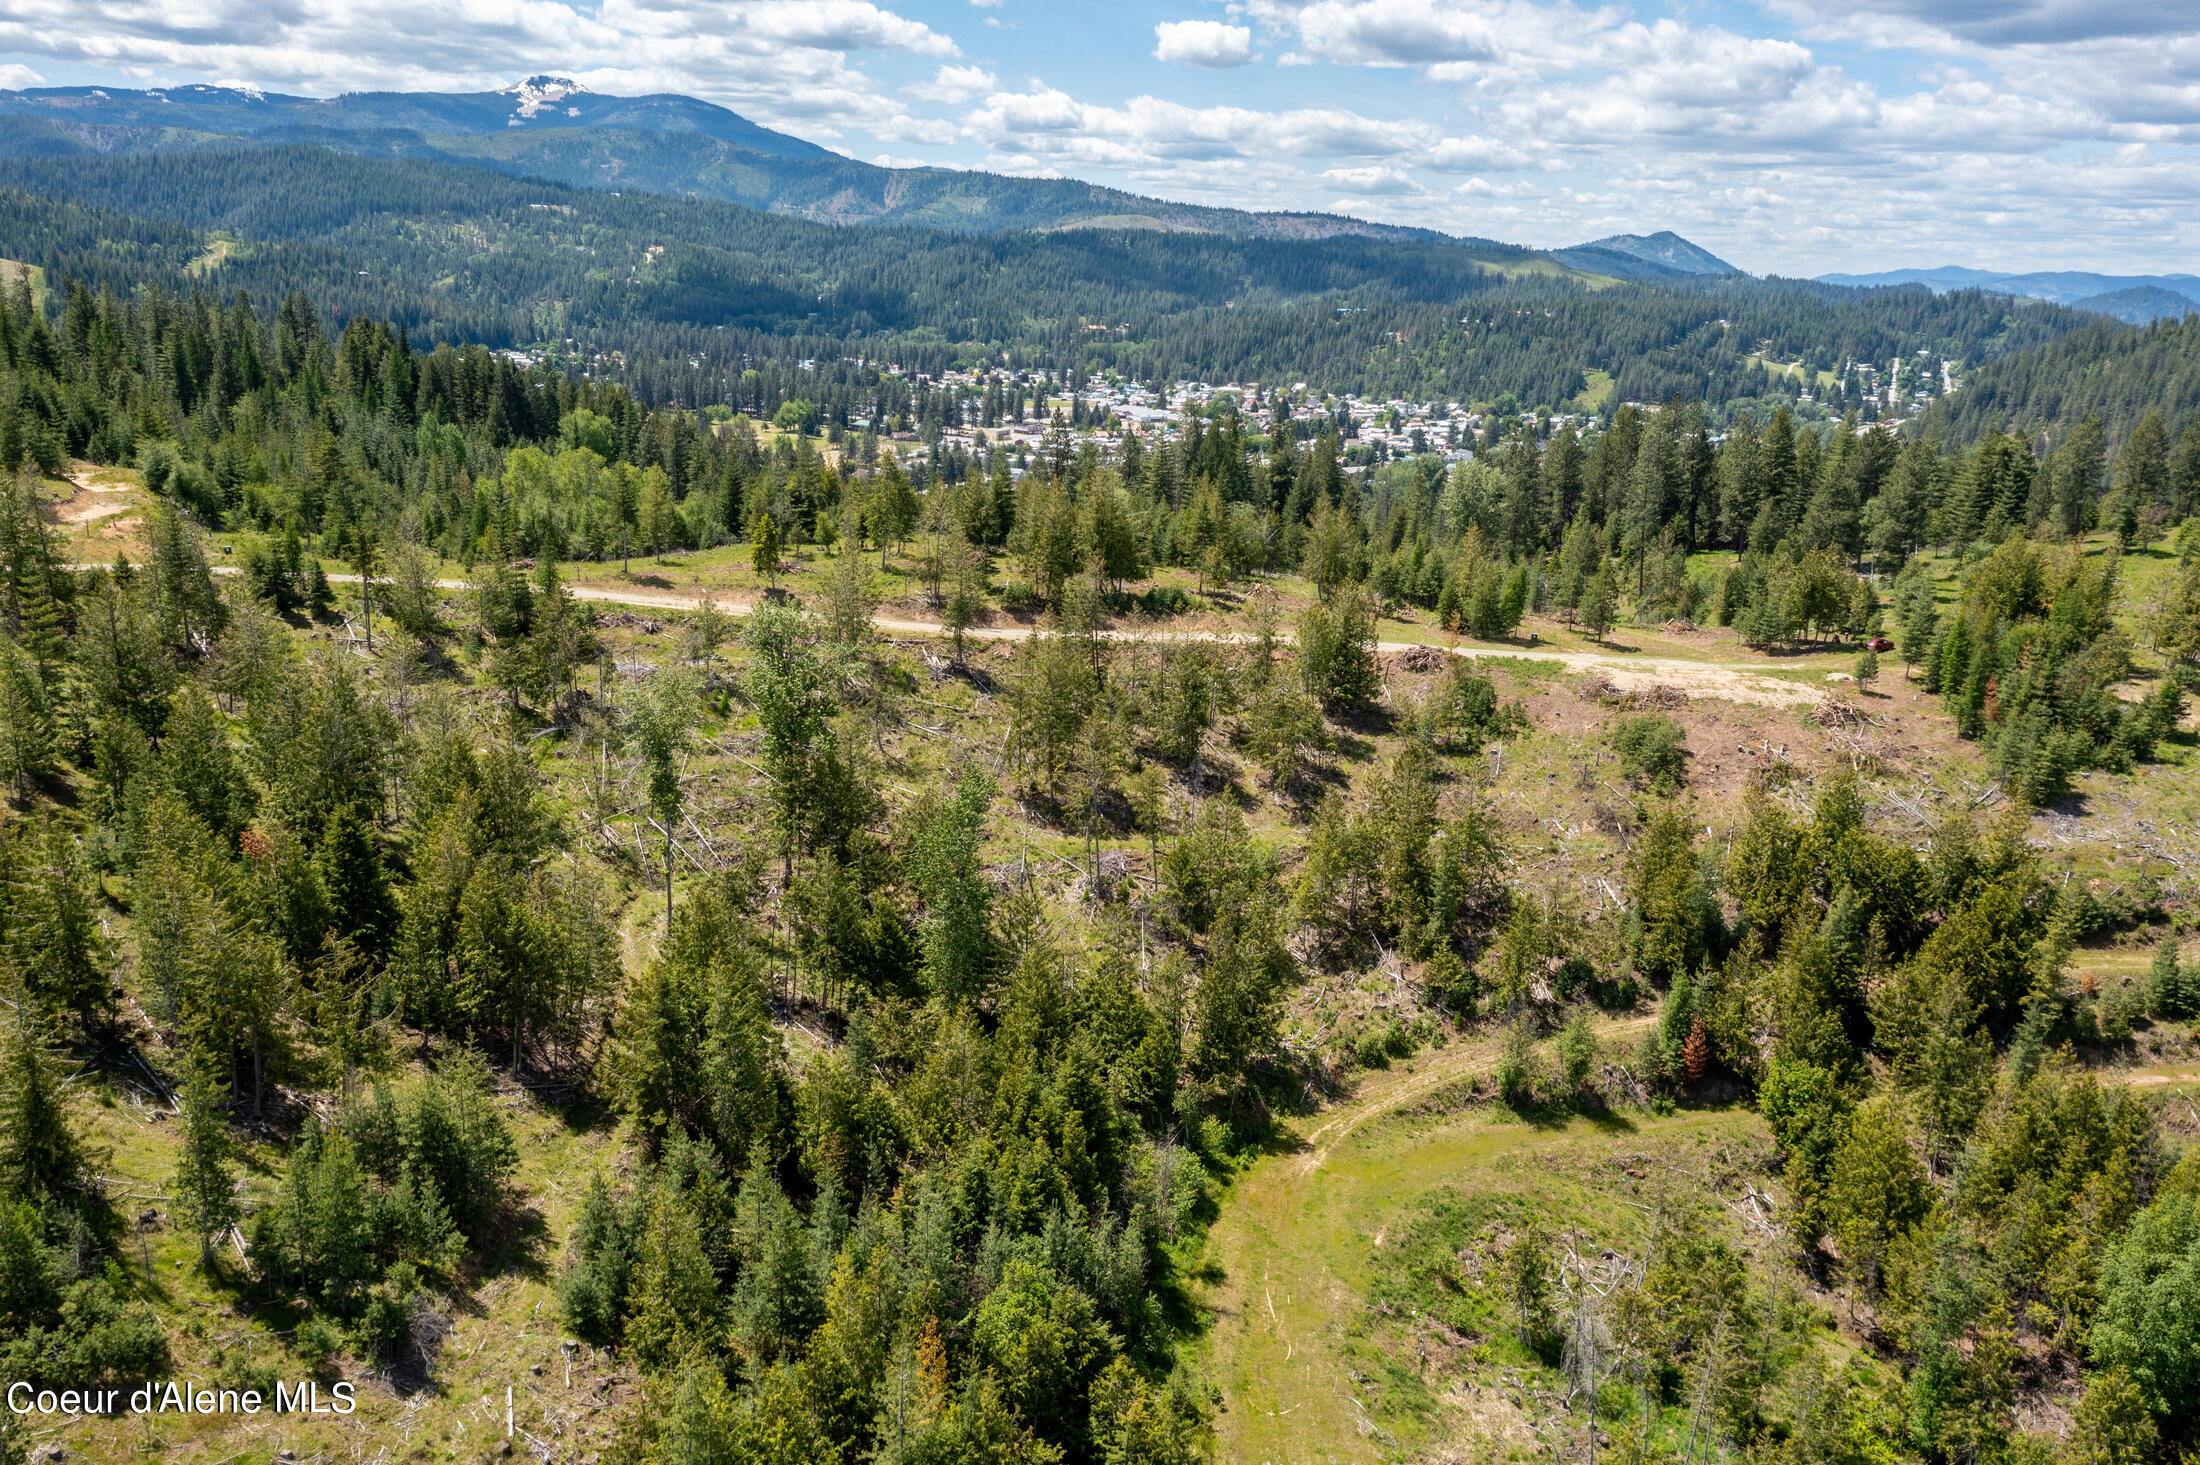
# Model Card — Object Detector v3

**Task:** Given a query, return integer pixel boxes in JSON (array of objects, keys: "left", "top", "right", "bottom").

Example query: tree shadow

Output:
[
  {"left": 1327, "top": 726, "right": 1382, "bottom": 765},
  {"left": 1332, "top": 702, "right": 1400, "bottom": 742},
  {"left": 469, "top": 1197, "right": 554, "bottom": 1290},
  {"left": 2045, "top": 789, "right": 2094, "bottom": 819}
]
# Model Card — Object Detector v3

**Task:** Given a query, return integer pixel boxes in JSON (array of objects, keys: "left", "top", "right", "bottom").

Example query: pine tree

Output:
[
  {"left": 750, "top": 512, "right": 782, "bottom": 588},
  {"left": 1498, "top": 1221, "right": 1550, "bottom": 1341},
  {"left": 316, "top": 803, "right": 397, "bottom": 960},
  {"left": 2146, "top": 937, "right": 2194, "bottom": 1019},
  {"left": 909, "top": 769, "right": 996, "bottom": 1005},
  {"left": 146, "top": 503, "right": 225, "bottom": 655},
  {"left": 305, "top": 557, "right": 335, "bottom": 618},
  {"left": 1580, "top": 561, "right": 1619, "bottom": 642},
  {"left": 1681, "top": 1017, "right": 1712, "bottom": 1085},
  {"left": 161, "top": 682, "right": 248, "bottom": 839},
  {"left": 171, "top": 1060, "right": 239, "bottom": 1266},
  {"left": 0, "top": 640, "right": 53, "bottom": 798},
  {"left": 626, "top": 1186, "right": 723, "bottom": 1370},
  {"left": 0, "top": 985, "right": 85, "bottom": 1209},
  {"left": 0, "top": 467, "right": 66, "bottom": 671},
  {"left": 1822, "top": 1097, "right": 1930, "bottom": 1296},
  {"left": 348, "top": 524, "right": 381, "bottom": 651},
  {"left": 628, "top": 670, "right": 700, "bottom": 926},
  {"left": 17, "top": 825, "right": 109, "bottom": 1025}
]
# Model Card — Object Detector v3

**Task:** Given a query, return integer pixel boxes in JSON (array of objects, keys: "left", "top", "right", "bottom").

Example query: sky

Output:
[{"left": 1, "top": 0, "right": 2196, "bottom": 276}]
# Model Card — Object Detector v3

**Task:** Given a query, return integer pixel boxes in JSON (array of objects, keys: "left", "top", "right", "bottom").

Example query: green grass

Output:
[
  {"left": 1573, "top": 369, "right": 1616, "bottom": 414},
  {"left": 1741, "top": 354, "right": 1838, "bottom": 392},
  {"left": 1195, "top": 1015, "right": 1778, "bottom": 1465},
  {"left": 61, "top": 1043, "right": 634, "bottom": 1465}
]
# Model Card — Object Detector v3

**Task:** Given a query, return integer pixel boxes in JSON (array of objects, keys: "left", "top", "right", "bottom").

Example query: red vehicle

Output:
[{"left": 1866, "top": 637, "right": 1894, "bottom": 653}]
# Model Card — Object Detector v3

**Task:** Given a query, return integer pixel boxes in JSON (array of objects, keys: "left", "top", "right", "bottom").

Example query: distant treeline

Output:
[{"left": 0, "top": 144, "right": 2098, "bottom": 415}]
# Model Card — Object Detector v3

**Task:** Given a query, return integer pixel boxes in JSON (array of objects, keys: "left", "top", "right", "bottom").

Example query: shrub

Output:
[
  {"left": 2092, "top": 1193, "right": 2200, "bottom": 1428},
  {"left": 1611, "top": 714, "right": 1686, "bottom": 794},
  {"left": 1138, "top": 585, "right": 1190, "bottom": 618},
  {"left": 294, "top": 1315, "right": 343, "bottom": 1377},
  {"left": 1496, "top": 1020, "right": 1539, "bottom": 1108},
  {"left": 1352, "top": 1019, "right": 1415, "bottom": 1070},
  {"left": 352, "top": 1262, "right": 428, "bottom": 1363},
  {"left": 1555, "top": 1009, "right": 1599, "bottom": 1094}
]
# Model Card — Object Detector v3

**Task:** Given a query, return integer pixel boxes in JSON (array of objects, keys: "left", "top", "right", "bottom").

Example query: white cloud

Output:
[
  {"left": 1776, "top": 0, "right": 2194, "bottom": 47},
  {"left": 1153, "top": 20, "right": 1254, "bottom": 67},
  {"left": 1289, "top": 0, "right": 1514, "bottom": 65},
  {"left": 733, "top": 1, "right": 956, "bottom": 54},
  {"left": 1425, "top": 134, "right": 1542, "bottom": 171},
  {"left": 1322, "top": 164, "right": 1424, "bottom": 193},
  {"left": 906, "top": 63, "right": 996, "bottom": 102},
  {"left": 0, "top": 63, "right": 43, "bottom": 89},
  {"left": 963, "top": 85, "right": 1438, "bottom": 165}
]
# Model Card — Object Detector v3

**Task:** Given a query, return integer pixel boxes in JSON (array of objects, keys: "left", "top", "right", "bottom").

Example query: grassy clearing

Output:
[
  {"left": 1197, "top": 1016, "right": 1765, "bottom": 1465},
  {"left": 1741, "top": 354, "right": 1837, "bottom": 393},
  {"left": 185, "top": 237, "right": 240, "bottom": 279},
  {"left": 0, "top": 256, "right": 42, "bottom": 307},
  {"left": 1571, "top": 370, "right": 1616, "bottom": 415}
]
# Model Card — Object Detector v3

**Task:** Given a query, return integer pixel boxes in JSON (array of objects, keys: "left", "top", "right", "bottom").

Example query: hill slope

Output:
[
  {"left": 1919, "top": 312, "right": 2200, "bottom": 444},
  {"left": 0, "top": 143, "right": 2109, "bottom": 416},
  {"left": 0, "top": 76, "right": 828, "bottom": 156},
  {"left": 0, "top": 81, "right": 1438, "bottom": 241},
  {"left": 1820, "top": 264, "right": 2200, "bottom": 307},
  {"left": 2070, "top": 284, "right": 2198, "bottom": 325}
]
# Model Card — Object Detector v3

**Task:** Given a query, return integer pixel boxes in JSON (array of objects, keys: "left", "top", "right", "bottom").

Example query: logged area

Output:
[{"left": 0, "top": 193, "right": 2198, "bottom": 1465}]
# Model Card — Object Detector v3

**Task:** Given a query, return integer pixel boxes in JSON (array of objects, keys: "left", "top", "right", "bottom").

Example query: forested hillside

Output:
[
  {"left": 1924, "top": 314, "right": 2200, "bottom": 449},
  {"left": 0, "top": 144, "right": 2097, "bottom": 414},
  {"left": 0, "top": 181, "right": 2198, "bottom": 1465},
  {"left": 0, "top": 83, "right": 1437, "bottom": 240}
]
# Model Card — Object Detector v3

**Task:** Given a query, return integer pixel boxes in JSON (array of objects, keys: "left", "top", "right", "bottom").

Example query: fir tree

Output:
[
  {"left": 0, "top": 985, "right": 85, "bottom": 1210},
  {"left": 0, "top": 640, "right": 53, "bottom": 799},
  {"left": 750, "top": 511, "right": 781, "bottom": 588},
  {"left": 170, "top": 1059, "right": 239, "bottom": 1266}
]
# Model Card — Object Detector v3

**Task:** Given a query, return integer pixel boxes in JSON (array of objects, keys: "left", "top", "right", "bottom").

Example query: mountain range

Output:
[
  {"left": 0, "top": 76, "right": 1749, "bottom": 284},
  {"left": 1817, "top": 265, "right": 2200, "bottom": 323},
  {"left": 0, "top": 76, "right": 2179, "bottom": 328},
  {"left": 0, "top": 77, "right": 1450, "bottom": 243}
]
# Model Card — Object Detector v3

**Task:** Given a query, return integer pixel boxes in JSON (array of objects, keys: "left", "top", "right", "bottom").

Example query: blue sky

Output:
[{"left": 3, "top": 0, "right": 2196, "bottom": 276}]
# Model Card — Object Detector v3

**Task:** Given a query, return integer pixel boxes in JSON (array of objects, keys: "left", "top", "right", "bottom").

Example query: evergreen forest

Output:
[{"left": 0, "top": 154, "right": 2197, "bottom": 1465}]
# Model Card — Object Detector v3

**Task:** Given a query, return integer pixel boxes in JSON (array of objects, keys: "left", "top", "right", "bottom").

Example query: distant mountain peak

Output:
[
  {"left": 1547, "top": 231, "right": 1738, "bottom": 282},
  {"left": 505, "top": 75, "right": 591, "bottom": 117},
  {"left": 1575, "top": 231, "right": 1736, "bottom": 275},
  {"left": 507, "top": 75, "right": 588, "bottom": 97}
]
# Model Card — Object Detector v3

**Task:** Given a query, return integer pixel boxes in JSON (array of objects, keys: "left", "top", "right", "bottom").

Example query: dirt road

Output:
[{"left": 135, "top": 566, "right": 1815, "bottom": 706}]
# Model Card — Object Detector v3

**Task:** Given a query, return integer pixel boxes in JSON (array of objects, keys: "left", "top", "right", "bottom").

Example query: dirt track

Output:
[
  {"left": 60, "top": 552, "right": 1822, "bottom": 705},
  {"left": 357, "top": 575, "right": 1825, "bottom": 706},
  {"left": 1199, "top": 1014, "right": 1661, "bottom": 1465}
]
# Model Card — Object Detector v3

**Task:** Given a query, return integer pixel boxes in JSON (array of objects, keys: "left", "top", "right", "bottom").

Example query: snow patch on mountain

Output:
[{"left": 504, "top": 75, "right": 591, "bottom": 118}]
